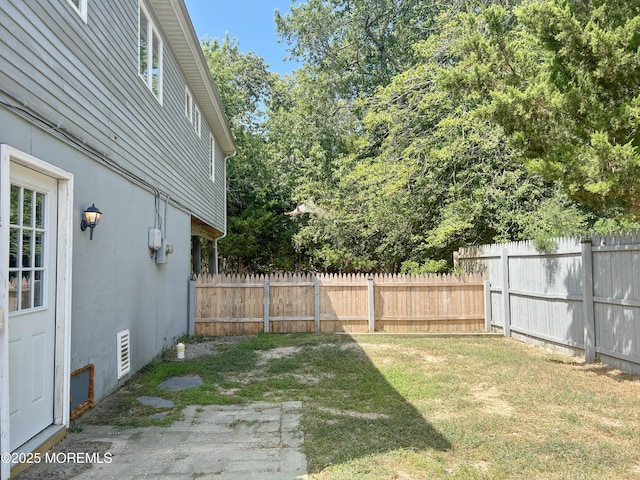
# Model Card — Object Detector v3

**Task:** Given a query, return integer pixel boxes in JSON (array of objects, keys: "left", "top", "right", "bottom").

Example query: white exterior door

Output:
[{"left": 7, "top": 163, "right": 57, "bottom": 451}]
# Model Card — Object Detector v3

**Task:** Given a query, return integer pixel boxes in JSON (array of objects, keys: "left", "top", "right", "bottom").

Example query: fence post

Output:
[
  {"left": 368, "top": 277, "right": 375, "bottom": 332},
  {"left": 263, "top": 276, "right": 270, "bottom": 334},
  {"left": 484, "top": 280, "right": 492, "bottom": 332},
  {"left": 314, "top": 275, "right": 321, "bottom": 333},
  {"left": 581, "top": 238, "right": 596, "bottom": 363},
  {"left": 188, "top": 278, "right": 196, "bottom": 336},
  {"left": 502, "top": 248, "right": 511, "bottom": 337}
]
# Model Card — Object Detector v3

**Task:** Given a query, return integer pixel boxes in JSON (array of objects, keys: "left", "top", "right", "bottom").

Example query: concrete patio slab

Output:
[{"left": 13, "top": 401, "right": 307, "bottom": 480}]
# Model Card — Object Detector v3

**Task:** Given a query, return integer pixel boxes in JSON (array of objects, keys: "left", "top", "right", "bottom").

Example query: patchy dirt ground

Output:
[
  {"left": 53, "top": 334, "right": 640, "bottom": 480},
  {"left": 76, "top": 336, "right": 247, "bottom": 425},
  {"left": 180, "top": 335, "right": 246, "bottom": 360},
  {"left": 257, "top": 345, "right": 303, "bottom": 364},
  {"left": 471, "top": 384, "right": 516, "bottom": 417}
]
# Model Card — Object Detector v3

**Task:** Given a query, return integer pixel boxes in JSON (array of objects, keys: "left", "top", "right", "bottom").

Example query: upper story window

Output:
[
  {"left": 185, "top": 87, "right": 201, "bottom": 136},
  {"left": 66, "top": 0, "right": 88, "bottom": 22},
  {"left": 185, "top": 88, "right": 192, "bottom": 120},
  {"left": 138, "top": 2, "right": 163, "bottom": 103},
  {"left": 194, "top": 106, "right": 201, "bottom": 136},
  {"left": 209, "top": 134, "right": 216, "bottom": 182}
]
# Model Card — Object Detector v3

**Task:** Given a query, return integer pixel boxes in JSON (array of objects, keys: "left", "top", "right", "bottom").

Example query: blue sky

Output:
[{"left": 184, "top": 0, "right": 300, "bottom": 75}]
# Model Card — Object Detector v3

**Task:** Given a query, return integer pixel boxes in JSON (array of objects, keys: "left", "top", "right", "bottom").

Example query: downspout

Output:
[{"left": 213, "top": 149, "right": 237, "bottom": 275}]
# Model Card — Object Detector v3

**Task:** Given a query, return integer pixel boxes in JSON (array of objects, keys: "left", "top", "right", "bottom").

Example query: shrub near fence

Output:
[{"left": 193, "top": 272, "right": 486, "bottom": 336}]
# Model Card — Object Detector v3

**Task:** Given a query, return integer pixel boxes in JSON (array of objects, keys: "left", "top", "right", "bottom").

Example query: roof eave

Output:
[{"left": 149, "top": 0, "right": 236, "bottom": 155}]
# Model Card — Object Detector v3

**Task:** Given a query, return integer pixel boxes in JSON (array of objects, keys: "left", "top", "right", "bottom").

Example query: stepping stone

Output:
[
  {"left": 147, "top": 412, "right": 167, "bottom": 420},
  {"left": 159, "top": 375, "right": 203, "bottom": 391},
  {"left": 137, "top": 396, "right": 174, "bottom": 408}
]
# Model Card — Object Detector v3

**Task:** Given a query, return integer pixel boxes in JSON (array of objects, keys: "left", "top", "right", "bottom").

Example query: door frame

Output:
[{"left": 0, "top": 144, "right": 73, "bottom": 480}]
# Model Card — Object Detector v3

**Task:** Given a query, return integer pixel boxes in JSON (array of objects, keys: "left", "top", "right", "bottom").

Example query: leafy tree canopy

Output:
[
  {"left": 205, "top": 0, "right": 640, "bottom": 274},
  {"left": 203, "top": 36, "right": 298, "bottom": 273},
  {"left": 443, "top": 1, "right": 640, "bottom": 214}
]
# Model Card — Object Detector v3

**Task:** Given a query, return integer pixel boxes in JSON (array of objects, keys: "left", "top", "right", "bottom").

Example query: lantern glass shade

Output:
[
  {"left": 81, "top": 204, "right": 102, "bottom": 240},
  {"left": 84, "top": 204, "right": 101, "bottom": 227}
]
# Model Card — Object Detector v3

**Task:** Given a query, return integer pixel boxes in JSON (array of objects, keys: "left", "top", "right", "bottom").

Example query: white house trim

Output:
[
  {"left": 0, "top": 145, "right": 73, "bottom": 480},
  {"left": 65, "top": 0, "right": 88, "bottom": 23}
]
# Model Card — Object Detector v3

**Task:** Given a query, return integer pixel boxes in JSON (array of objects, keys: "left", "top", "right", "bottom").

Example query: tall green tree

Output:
[
  {"left": 290, "top": 28, "right": 589, "bottom": 272},
  {"left": 272, "top": 0, "right": 594, "bottom": 272},
  {"left": 204, "top": 0, "right": 639, "bottom": 274},
  {"left": 443, "top": 1, "right": 640, "bottom": 217},
  {"left": 203, "top": 36, "right": 298, "bottom": 272},
  {"left": 275, "top": 0, "right": 442, "bottom": 96}
]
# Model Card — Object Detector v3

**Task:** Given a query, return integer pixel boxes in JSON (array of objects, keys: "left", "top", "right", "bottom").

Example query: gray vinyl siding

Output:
[
  {"left": 0, "top": 0, "right": 225, "bottom": 230},
  {"left": 1, "top": 106, "right": 193, "bottom": 402}
]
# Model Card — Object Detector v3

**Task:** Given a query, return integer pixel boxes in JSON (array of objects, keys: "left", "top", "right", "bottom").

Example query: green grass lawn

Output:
[{"left": 81, "top": 334, "right": 640, "bottom": 479}]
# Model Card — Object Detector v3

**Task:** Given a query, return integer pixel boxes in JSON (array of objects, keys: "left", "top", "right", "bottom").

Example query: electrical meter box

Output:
[{"left": 148, "top": 228, "right": 162, "bottom": 250}]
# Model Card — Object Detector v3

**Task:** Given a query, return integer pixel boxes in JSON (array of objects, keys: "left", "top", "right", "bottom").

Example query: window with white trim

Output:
[
  {"left": 185, "top": 87, "right": 201, "bottom": 136},
  {"left": 185, "top": 88, "right": 193, "bottom": 120},
  {"left": 9, "top": 184, "right": 48, "bottom": 312},
  {"left": 66, "top": 0, "right": 87, "bottom": 22},
  {"left": 194, "top": 106, "right": 201, "bottom": 136},
  {"left": 209, "top": 134, "right": 216, "bottom": 182},
  {"left": 138, "top": 2, "right": 162, "bottom": 102}
]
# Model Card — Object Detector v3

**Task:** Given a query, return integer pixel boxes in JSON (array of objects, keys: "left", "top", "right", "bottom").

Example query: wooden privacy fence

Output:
[
  {"left": 457, "top": 232, "right": 640, "bottom": 375},
  {"left": 190, "top": 273, "right": 487, "bottom": 336}
]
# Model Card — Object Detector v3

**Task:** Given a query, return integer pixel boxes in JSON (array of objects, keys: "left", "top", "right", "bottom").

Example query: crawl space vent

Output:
[{"left": 117, "top": 329, "right": 131, "bottom": 379}]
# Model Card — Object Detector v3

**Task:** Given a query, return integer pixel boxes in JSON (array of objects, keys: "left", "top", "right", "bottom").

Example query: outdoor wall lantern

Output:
[{"left": 80, "top": 204, "right": 102, "bottom": 240}]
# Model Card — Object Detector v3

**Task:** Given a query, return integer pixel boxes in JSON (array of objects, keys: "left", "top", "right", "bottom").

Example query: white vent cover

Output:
[{"left": 117, "top": 329, "right": 131, "bottom": 379}]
